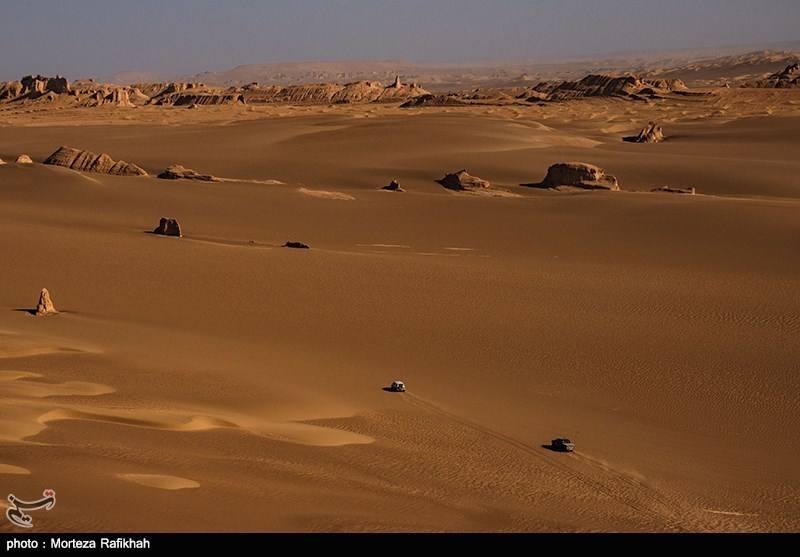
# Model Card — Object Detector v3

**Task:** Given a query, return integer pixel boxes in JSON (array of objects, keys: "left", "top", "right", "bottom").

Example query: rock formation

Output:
[
  {"left": 153, "top": 217, "right": 182, "bottom": 237},
  {"left": 135, "top": 82, "right": 202, "bottom": 102},
  {"left": 243, "top": 79, "right": 429, "bottom": 105},
  {"left": 15, "top": 155, "right": 33, "bottom": 164},
  {"left": 35, "top": 288, "right": 58, "bottom": 316},
  {"left": 523, "top": 163, "right": 620, "bottom": 191},
  {"left": 0, "top": 75, "right": 71, "bottom": 101},
  {"left": 0, "top": 74, "right": 425, "bottom": 109},
  {"left": 44, "top": 146, "right": 147, "bottom": 176},
  {"left": 436, "top": 169, "right": 491, "bottom": 191},
  {"left": 652, "top": 186, "right": 696, "bottom": 194},
  {"left": 283, "top": 241, "right": 310, "bottom": 249},
  {"left": 157, "top": 165, "right": 219, "bottom": 182},
  {"left": 128, "top": 88, "right": 151, "bottom": 104},
  {"left": 530, "top": 74, "right": 687, "bottom": 101},
  {"left": 624, "top": 122, "right": 664, "bottom": 143},
  {"left": 745, "top": 63, "right": 800, "bottom": 88},
  {"left": 381, "top": 180, "right": 404, "bottom": 192},
  {"left": 0, "top": 157, "right": 5, "bottom": 165},
  {"left": 170, "top": 93, "right": 245, "bottom": 106},
  {"left": 104, "top": 89, "right": 134, "bottom": 107},
  {"left": 0, "top": 81, "right": 24, "bottom": 100},
  {"left": 400, "top": 94, "right": 468, "bottom": 108}
]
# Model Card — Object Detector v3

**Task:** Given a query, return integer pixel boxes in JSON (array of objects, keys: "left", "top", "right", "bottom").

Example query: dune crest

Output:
[
  {"left": 298, "top": 187, "right": 354, "bottom": 200},
  {"left": 117, "top": 474, "right": 200, "bottom": 490},
  {"left": 36, "top": 406, "right": 372, "bottom": 447},
  {"left": 0, "top": 464, "right": 31, "bottom": 475}
]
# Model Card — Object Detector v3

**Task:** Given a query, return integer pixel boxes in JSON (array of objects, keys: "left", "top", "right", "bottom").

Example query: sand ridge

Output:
[{"left": 116, "top": 474, "right": 200, "bottom": 490}]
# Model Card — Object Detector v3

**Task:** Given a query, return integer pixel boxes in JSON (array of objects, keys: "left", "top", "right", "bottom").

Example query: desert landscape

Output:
[{"left": 1, "top": 6, "right": 799, "bottom": 534}]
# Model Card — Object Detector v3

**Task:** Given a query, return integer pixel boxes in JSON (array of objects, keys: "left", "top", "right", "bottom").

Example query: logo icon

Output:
[{"left": 6, "top": 490, "right": 56, "bottom": 528}]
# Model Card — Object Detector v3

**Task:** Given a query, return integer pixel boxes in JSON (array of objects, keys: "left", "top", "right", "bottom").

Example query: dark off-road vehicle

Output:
[
  {"left": 551, "top": 438, "right": 575, "bottom": 452},
  {"left": 390, "top": 381, "right": 406, "bottom": 392}
]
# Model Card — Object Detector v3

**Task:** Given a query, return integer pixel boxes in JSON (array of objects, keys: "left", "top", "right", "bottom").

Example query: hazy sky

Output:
[{"left": 1, "top": 0, "right": 798, "bottom": 80}]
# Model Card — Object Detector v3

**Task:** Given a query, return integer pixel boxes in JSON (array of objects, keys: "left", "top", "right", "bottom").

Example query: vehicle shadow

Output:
[
  {"left": 541, "top": 444, "right": 561, "bottom": 452},
  {"left": 381, "top": 387, "right": 402, "bottom": 393}
]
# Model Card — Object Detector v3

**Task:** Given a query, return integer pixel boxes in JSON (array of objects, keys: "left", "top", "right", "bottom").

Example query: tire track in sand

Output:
[{"left": 401, "top": 392, "right": 713, "bottom": 532}]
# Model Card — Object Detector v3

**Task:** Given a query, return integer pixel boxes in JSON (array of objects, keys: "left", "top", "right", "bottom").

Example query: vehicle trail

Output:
[{"left": 402, "top": 392, "right": 713, "bottom": 532}]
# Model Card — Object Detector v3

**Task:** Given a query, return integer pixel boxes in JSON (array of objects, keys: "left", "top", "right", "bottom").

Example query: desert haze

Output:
[{"left": 1, "top": 48, "right": 799, "bottom": 533}]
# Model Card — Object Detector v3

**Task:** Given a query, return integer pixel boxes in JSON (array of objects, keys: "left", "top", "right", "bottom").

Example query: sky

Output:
[{"left": 0, "top": 0, "right": 798, "bottom": 80}]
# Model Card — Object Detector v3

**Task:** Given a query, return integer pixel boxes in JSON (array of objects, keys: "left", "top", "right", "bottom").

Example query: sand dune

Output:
[
  {"left": 0, "top": 464, "right": 30, "bottom": 475},
  {"left": 297, "top": 187, "right": 355, "bottom": 200},
  {"left": 0, "top": 80, "right": 798, "bottom": 533},
  {"left": 117, "top": 474, "right": 200, "bottom": 490}
]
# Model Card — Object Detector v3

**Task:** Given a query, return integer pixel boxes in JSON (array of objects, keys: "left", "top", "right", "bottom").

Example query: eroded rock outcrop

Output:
[
  {"left": 44, "top": 146, "right": 147, "bottom": 176},
  {"left": 523, "top": 162, "right": 620, "bottom": 191},
  {"left": 35, "top": 288, "right": 58, "bottom": 316},
  {"left": 157, "top": 165, "right": 219, "bottom": 182},
  {"left": 624, "top": 122, "right": 664, "bottom": 143},
  {"left": 15, "top": 155, "right": 33, "bottom": 164},
  {"left": 652, "top": 186, "right": 696, "bottom": 194},
  {"left": 531, "top": 74, "right": 687, "bottom": 101},
  {"left": 745, "top": 63, "right": 800, "bottom": 88},
  {"left": 283, "top": 241, "right": 310, "bottom": 249},
  {"left": 103, "top": 89, "right": 134, "bottom": 107},
  {"left": 243, "top": 79, "right": 429, "bottom": 105},
  {"left": 0, "top": 75, "right": 71, "bottom": 101},
  {"left": 171, "top": 93, "right": 245, "bottom": 106},
  {"left": 136, "top": 82, "right": 203, "bottom": 100},
  {"left": 436, "top": 169, "right": 491, "bottom": 191},
  {"left": 0, "top": 81, "right": 24, "bottom": 100},
  {"left": 153, "top": 217, "right": 182, "bottom": 237},
  {"left": 400, "top": 94, "right": 468, "bottom": 108},
  {"left": 381, "top": 180, "right": 404, "bottom": 192}
]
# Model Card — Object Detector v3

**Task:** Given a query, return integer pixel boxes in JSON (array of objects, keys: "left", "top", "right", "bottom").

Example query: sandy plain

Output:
[{"left": 0, "top": 83, "right": 798, "bottom": 533}]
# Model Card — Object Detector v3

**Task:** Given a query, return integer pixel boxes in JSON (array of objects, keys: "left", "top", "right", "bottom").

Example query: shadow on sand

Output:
[
  {"left": 540, "top": 444, "right": 572, "bottom": 452},
  {"left": 12, "top": 308, "right": 72, "bottom": 316},
  {"left": 519, "top": 182, "right": 551, "bottom": 189}
]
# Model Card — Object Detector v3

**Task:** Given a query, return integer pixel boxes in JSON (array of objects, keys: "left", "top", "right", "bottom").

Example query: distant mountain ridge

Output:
[{"left": 99, "top": 41, "right": 800, "bottom": 90}]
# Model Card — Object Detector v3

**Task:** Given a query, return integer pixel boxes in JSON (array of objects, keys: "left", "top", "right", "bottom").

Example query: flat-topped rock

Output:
[
  {"left": 436, "top": 169, "right": 490, "bottom": 191},
  {"left": 157, "top": 165, "right": 219, "bottom": 182},
  {"left": 652, "top": 186, "right": 696, "bottom": 195},
  {"left": 283, "top": 241, "right": 310, "bottom": 249},
  {"left": 44, "top": 146, "right": 147, "bottom": 176},
  {"left": 523, "top": 162, "right": 620, "bottom": 191},
  {"left": 153, "top": 217, "right": 182, "bottom": 237}
]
